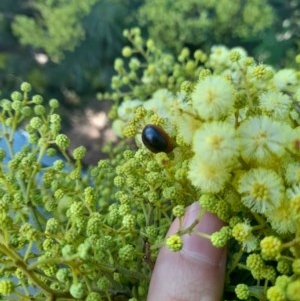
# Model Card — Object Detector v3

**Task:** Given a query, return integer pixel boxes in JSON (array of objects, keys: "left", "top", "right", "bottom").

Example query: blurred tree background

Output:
[
  {"left": 0, "top": 0, "right": 299, "bottom": 110},
  {"left": 0, "top": 0, "right": 139, "bottom": 106},
  {"left": 137, "top": 0, "right": 299, "bottom": 65}
]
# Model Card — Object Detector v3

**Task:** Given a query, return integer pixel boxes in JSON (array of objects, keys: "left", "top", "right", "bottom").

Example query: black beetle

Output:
[{"left": 141, "top": 124, "right": 174, "bottom": 153}]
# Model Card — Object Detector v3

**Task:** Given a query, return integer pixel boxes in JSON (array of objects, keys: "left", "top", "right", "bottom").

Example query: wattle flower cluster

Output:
[
  {"left": 1, "top": 27, "right": 300, "bottom": 300},
  {"left": 114, "top": 36, "right": 300, "bottom": 301}
]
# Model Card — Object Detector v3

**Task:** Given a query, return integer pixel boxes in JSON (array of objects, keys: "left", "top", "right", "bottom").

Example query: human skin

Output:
[{"left": 147, "top": 202, "right": 227, "bottom": 301}]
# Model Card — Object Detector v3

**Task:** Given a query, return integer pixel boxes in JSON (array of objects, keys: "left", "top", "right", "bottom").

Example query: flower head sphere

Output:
[
  {"left": 192, "top": 121, "right": 238, "bottom": 165},
  {"left": 237, "top": 168, "right": 284, "bottom": 214},
  {"left": 143, "top": 89, "right": 179, "bottom": 119},
  {"left": 238, "top": 116, "right": 293, "bottom": 165},
  {"left": 191, "top": 75, "right": 235, "bottom": 121},
  {"left": 267, "top": 200, "right": 296, "bottom": 234},
  {"left": 176, "top": 104, "right": 202, "bottom": 145},
  {"left": 207, "top": 45, "right": 230, "bottom": 71},
  {"left": 117, "top": 99, "right": 143, "bottom": 121},
  {"left": 143, "top": 89, "right": 182, "bottom": 133},
  {"left": 188, "top": 157, "right": 232, "bottom": 193},
  {"left": 285, "top": 163, "right": 300, "bottom": 186},
  {"left": 259, "top": 91, "right": 292, "bottom": 121},
  {"left": 273, "top": 69, "right": 298, "bottom": 91}
]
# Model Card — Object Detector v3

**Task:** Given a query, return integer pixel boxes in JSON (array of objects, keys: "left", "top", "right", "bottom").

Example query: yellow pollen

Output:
[
  {"left": 207, "top": 90, "right": 215, "bottom": 104},
  {"left": 207, "top": 135, "right": 223, "bottom": 149},
  {"left": 252, "top": 183, "right": 268, "bottom": 200}
]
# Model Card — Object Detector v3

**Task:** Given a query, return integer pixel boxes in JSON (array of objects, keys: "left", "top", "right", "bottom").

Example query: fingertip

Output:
[
  {"left": 147, "top": 202, "right": 227, "bottom": 301},
  {"left": 182, "top": 202, "right": 226, "bottom": 266}
]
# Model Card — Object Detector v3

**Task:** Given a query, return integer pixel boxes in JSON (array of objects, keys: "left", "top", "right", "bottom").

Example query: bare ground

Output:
[{"left": 64, "top": 99, "right": 118, "bottom": 166}]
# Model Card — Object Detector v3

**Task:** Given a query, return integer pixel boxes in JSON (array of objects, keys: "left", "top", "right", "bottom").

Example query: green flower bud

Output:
[
  {"left": 172, "top": 205, "right": 185, "bottom": 217},
  {"left": 0, "top": 279, "right": 14, "bottom": 295},
  {"left": 166, "top": 234, "right": 183, "bottom": 252},
  {"left": 292, "top": 259, "right": 300, "bottom": 275},
  {"left": 30, "top": 117, "right": 43, "bottom": 129},
  {"left": 45, "top": 218, "right": 59, "bottom": 234},
  {"left": 235, "top": 283, "right": 249, "bottom": 300},
  {"left": 11, "top": 100, "right": 22, "bottom": 111},
  {"left": 21, "top": 106, "right": 32, "bottom": 116},
  {"left": 114, "top": 176, "right": 125, "bottom": 187},
  {"left": 55, "top": 134, "right": 70, "bottom": 150},
  {"left": 129, "top": 58, "right": 140, "bottom": 70},
  {"left": 72, "top": 146, "right": 86, "bottom": 160},
  {"left": 11, "top": 91, "right": 22, "bottom": 102},
  {"left": 1, "top": 99, "right": 12, "bottom": 111},
  {"left": 49, "top": 98, "right": 59, "bottom": 109},
  {"left": 0, "top": 149, "right": 6, "bottom": 161},
  {"left": 69, "top": 168, "right": 81, "bottom": 180},
  {"left": 56, "top": 268, "right": 70, "bottom": 283},
  {"left": 46, "top": 148, "right": 57, "bottom": 157},
  {"left": 50, "top": 113, "right": 61, "bottom": 124},
  {"left": 20, "top": 82, "right": 31, "bottom": 92},
  {"left": 34, "top": 104, "right": 46, "bottom": 115},
  {"left": 32, "top": 95, "right": 43, "bottom": 104},
  {"left": 69, "top": 282, "right": 86, "bottom": 299},
  {"left": 114, "top": 58, "right": 124, "bottom": 72},
  {"left": 119, "top": 244, "right": 135, "bottom": 261},
  {"left": 146, "top": 39, "right": 155, "bottom": 50},
  {"left": 61, "top": 244, "right": 75, "bottom": 258},
  {"left": 97, "top": 276, "right": 110, "bottom": 290},
  {"left": 78, "top": 242, "right": 91, "bottom": 260},
  {"left": 122, "top": 214, "right": 136, "bottom": 230},
  {"left": 53, "top": 159, "right": 65, "bottom": 171},
  {"left": 122, "top": 46, "right": 133, "bottom": 57},
  {"left": 85, "top": 292, "right": 102, "bottom": 301},
  {"left": 210, "top": 226, "right": 231, "bottom": 248}
]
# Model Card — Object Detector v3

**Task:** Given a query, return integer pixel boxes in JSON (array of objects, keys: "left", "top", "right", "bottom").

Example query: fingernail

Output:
[{"left": 182, "top": 202, "right": 226, "bottom": 266}]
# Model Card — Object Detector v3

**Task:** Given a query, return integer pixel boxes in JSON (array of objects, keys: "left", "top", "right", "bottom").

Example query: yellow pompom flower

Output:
[
  {"left": 252, "top": 65, "right": 267, "bottom": 80},
  {"left": 238, "top": 116, "right": 292, "bottom": 165},
  {"left": 267, "top": 200, "right": 296, "bottom": 234},
  {"left": 191, "top": 75, "right": 235, "bottom": 121},
  {"left": 285, "top": 163, "right": 300, "bottom": 186},
  {"left": 287, "top": 185, "right": 300, "bottom": 215},
  {"left": 176, "top": 108, "right": 202, "bottom": 145},
  {"left": 291, "top": 196, "right": 300, "bottom": 219},
  {"left": 237, "top": 168, "right": 284, "bottom": 214},
  {"left": 188, "top": 156, "right": 232, "bottom": 193},
  {"left": 273, "top": 69, "right": 298, "bottom": 91},
  {"left": 117, "top": 99, "right": 143, "bottom": 121},
  {"left": 144, "top": 89, "right": 179, "bottom": 122},
  {"left": 207, "top": 45, "right": 230, "bottom": 70},
  {"left": 192, "top": 121, "right": 238, "bottom": 165},
  {"left": 259, "top": 91, "right": 292, "bottom": 120}
]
